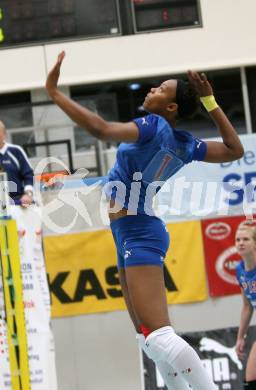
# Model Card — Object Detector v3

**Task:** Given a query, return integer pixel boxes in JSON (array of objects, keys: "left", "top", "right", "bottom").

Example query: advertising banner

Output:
[
  {"left": 44, "top": 220, "right": 207, "bottom": 317},
  {"left": 142, "top": 326, "right": 256, "bottom": 390},
  {"left": 201, "top": 215, "right": 254, "bottom": 296},
  {"left": 0, "top": 206, "right": 58, "bottom": 390},
  {"left": 165, "top": 220, "right": 207, "bottom": 305}
]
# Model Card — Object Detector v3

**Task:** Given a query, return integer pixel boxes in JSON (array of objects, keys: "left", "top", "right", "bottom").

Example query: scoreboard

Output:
[
  {"left": 131, "top": 0, "right": 201, "bottom": 33},
  {"left": 0, "top": 0, "right": 201, "bottom": 48},
  {"left": 0, "top": 0, "right": 121, "bottom": 47}
]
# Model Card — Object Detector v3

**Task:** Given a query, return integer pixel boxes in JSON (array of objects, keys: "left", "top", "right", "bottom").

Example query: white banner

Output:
[
  {"left": 38, "top": 134, "right": 256, "bottom": 237},
  {"left": 0, "top": 206, "right": 58, "bottom": 390},
  {"left": 156, "top": 133, "right": 256, "bottom": 222}
]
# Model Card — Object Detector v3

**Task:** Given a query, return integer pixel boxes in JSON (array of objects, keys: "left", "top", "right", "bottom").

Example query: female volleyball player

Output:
[
  {"left": 46, "top": 51, "right": 244, "bottom": 389},
  {"left": 235, "top": 221, "right": 256, "bottom": 389}
]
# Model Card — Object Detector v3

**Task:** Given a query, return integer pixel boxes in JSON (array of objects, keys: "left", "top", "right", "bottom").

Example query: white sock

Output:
[
  {"left": 171, "top": 345, "right": 217, "bottom": 390},
  {"left": 145, "top": 326, "right": 217, "bottom": 390},
  {"left": 137, "top": 333, "right": 191, "bottom": 389}
]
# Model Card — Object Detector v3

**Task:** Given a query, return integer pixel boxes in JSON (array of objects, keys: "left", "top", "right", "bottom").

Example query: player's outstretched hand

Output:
[
  {"left": 187, "top": 70, "right": 213, "bottom": 97},
  {"left": 46, "top": 51, "right": 65, "bottom": 97}
]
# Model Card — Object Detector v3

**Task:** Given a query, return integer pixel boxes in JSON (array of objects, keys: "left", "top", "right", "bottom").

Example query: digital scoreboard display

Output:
[
  {"left": 131, "top": 0, "right": 201, "bottom": 33},
  {"left": 0, "top": 0, "right": 120, "bottom": 48}
]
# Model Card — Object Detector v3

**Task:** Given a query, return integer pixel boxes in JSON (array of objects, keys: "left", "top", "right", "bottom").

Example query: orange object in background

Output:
[{"left": 35, "top": 170, "right": 69, "bottom": 183}]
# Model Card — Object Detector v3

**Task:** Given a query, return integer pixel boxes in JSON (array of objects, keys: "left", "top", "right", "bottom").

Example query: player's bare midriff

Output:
[{"left": 108, "top": 199, "right": 136, "bottom": 222}]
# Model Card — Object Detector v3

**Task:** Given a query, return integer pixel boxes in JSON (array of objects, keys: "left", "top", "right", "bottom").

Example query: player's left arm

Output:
[{"left": 188, "top": 70, "right": 244, "bottom": 163}]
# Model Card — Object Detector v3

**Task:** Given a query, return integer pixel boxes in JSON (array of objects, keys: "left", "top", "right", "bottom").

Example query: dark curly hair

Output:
[{"left": 176, "top": 79, "right": 199, "bottom": 119}]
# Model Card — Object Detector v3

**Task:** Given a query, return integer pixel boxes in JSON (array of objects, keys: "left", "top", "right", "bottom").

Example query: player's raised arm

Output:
[
  {"left": 188, "top": 70, "right": 244, "bottom": 163},
  {"left": 46, "top": 52, "right": 139, "bottom": 143}
]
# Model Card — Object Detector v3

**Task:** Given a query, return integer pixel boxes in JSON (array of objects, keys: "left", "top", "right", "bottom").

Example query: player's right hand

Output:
[{"left": 46, "top": 51, "right": 65, "bottom": 97}]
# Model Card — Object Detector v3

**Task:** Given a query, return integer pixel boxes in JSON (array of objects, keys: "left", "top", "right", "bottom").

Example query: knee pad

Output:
[
  {"left": 145, "top": 326, "right": 188, "bottom": 364},
  {"left": 136, "top": 333, "right": 150, "bottom": 358},
  {"left": 137, "top": 332, "right": 190, "bottom": 389}
]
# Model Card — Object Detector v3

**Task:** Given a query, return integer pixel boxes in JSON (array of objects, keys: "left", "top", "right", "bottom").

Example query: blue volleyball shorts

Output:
[{"left": 110, "top": 214, "right": 170, "bottom": 268}]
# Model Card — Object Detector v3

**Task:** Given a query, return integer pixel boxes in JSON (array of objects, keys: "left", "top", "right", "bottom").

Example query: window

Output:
[
  {"left": 246, "top": 66, "right": 256, "bottom": 134},
  {"left": 177, "top": 68, "right": 246, "bottom": 138},
  {"left": 71, "top": 68, "right": 246, "bottom": 140},
  {"left": 11, "top": 130, "right": 36, "bottom": 157},
  {"left": 70, "top": 90, "right": 119, "bottom": 151},
  {"left": 0, "top": 91, "right": 35, "bottom": 154},
  {"left": 0, "top": 91, "right": 33, "bottom": 128}
]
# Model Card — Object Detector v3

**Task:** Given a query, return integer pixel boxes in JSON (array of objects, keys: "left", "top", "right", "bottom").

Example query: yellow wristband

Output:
[{"left": 200, "top": 95, "right": 219, "bottom": 112}]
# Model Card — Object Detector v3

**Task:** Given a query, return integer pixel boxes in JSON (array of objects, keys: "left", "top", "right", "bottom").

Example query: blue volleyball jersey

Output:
[
  {"left": 236, "top": 261, "right": 256, "bottom": 310},
  {"left": 0, "top": 143, "right": 34, "bottom": 201},
  {"left": 106, "top": 114, "right": 207, "bottom": 215}
]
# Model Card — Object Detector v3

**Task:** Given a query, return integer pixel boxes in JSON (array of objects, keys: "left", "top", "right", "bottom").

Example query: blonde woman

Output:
[{"left": 235, "top": 220, "right": 256, "bottom": 389}]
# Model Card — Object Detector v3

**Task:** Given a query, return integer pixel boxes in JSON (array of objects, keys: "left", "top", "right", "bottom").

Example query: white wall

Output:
[
  {"left": 0, "top": 46, "right": 46, "bottom": 93},
  {"left": 1, "top": 0, "right": 256, "bottom": 93}
]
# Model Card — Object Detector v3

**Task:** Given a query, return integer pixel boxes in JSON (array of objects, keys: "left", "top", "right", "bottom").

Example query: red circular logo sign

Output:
[
  {"left": 216, "top": 246, "right": 241, "bottom": 285},
  {"left": 206, "top": 222, "right": 231, "bottom": 240}
]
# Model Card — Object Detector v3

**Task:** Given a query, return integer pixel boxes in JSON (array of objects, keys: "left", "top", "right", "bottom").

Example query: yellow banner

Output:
[
  {"left": 0, "top": 219, "right": 30, "bottom": 389},
  {"left": 165, "top": 220, "right": 207, "bottom": 305},
  {"left": 44, "top": 220, "right": 207, "bottom": 317}
]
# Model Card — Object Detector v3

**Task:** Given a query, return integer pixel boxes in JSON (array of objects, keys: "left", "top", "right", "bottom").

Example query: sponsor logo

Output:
[
  {"left": 196, "top": 140, "right": 202, "bottom": 149},
  {"left": 215, "top": 246, "right": 240, "bottom": 285},
  {"left": 199, "top": 337, "right": 242, "bottom": 370},
  {"left": 206, "top": 222, "right": 231, "bottom": 240},
  {"left": 199, "top": 337, "right": 243, "bottom": 388},
  {"left": 48, "top": 264, "right": 177, "bottom": 305},
  {"left": 124, "top": 250, "right": 132, "bottom": 259},
  {"left": 142, "top": 118, "right": 149, "bottom": 126}
]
